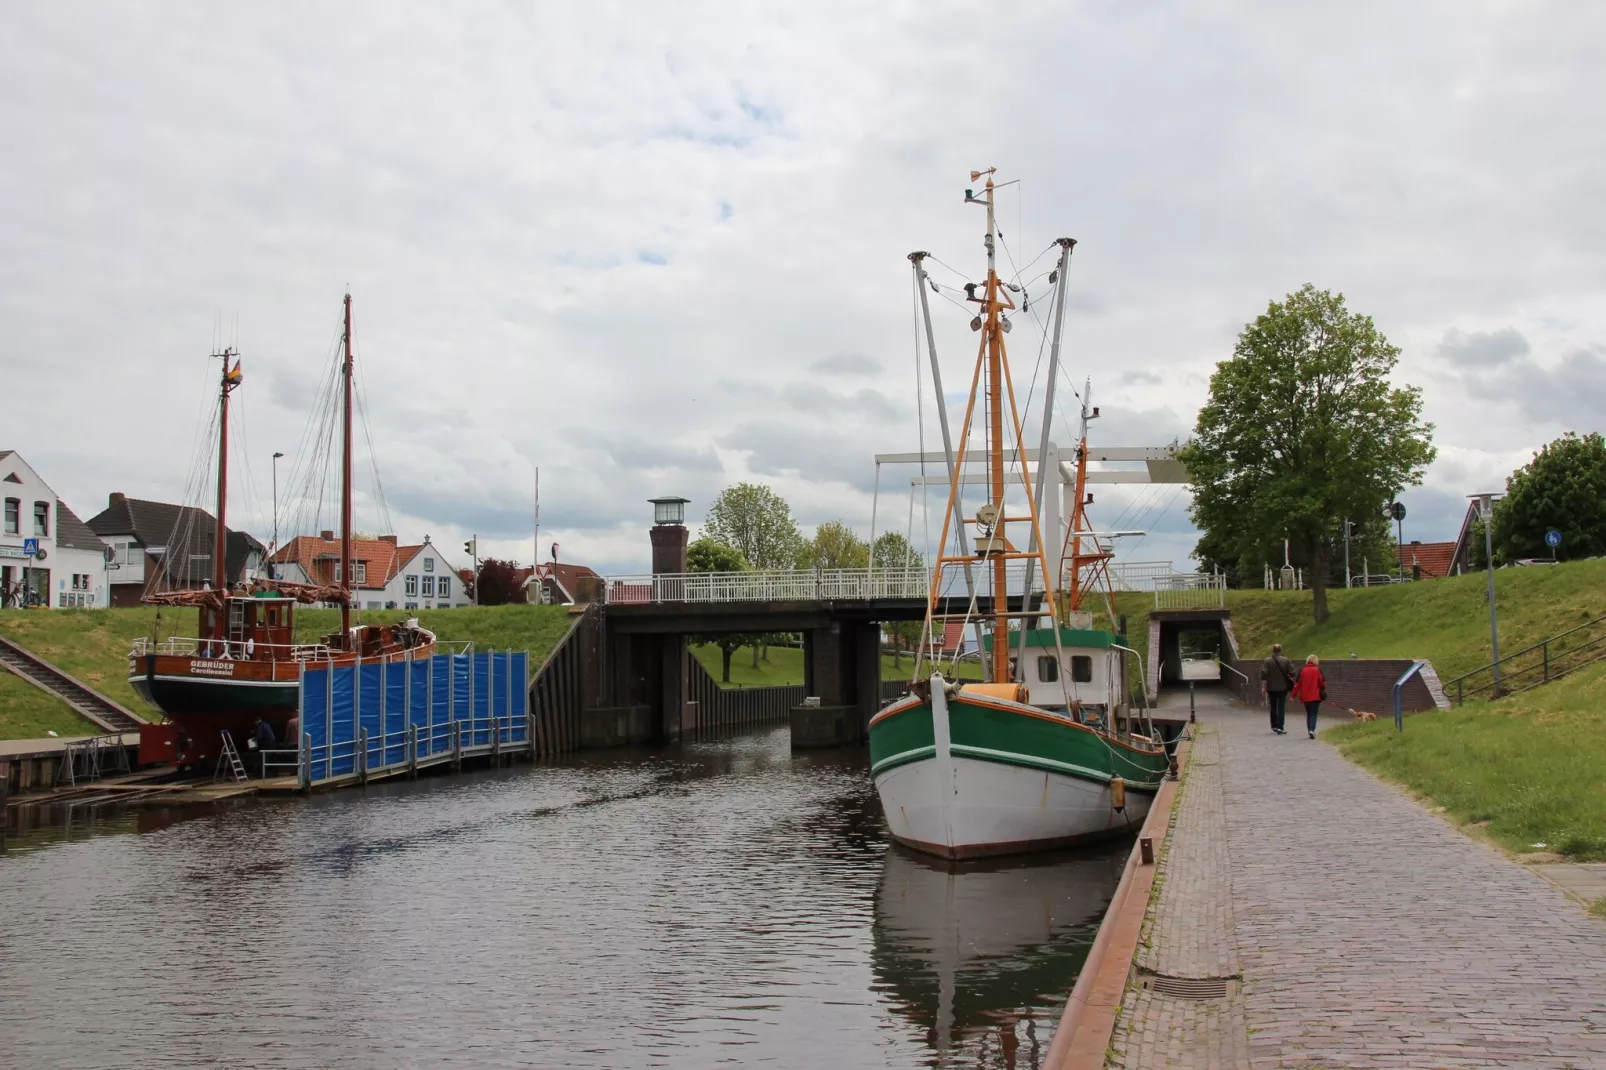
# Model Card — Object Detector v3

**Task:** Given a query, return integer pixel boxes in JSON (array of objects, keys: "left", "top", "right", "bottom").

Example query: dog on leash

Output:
[{"left": 1349, "top": 708, "right": 1379, "bottom": 722}]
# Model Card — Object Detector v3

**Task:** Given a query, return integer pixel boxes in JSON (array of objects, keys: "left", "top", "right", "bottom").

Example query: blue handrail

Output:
[{"left": 1393, "top": 660, "right": 1427, "bottom": 731}]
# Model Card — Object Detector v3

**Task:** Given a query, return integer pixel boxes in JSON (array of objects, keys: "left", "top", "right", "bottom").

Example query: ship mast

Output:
[
  {"left": 340, "top": 294, "right": 354, "bottom": 638},
  {"left": 213, "top": 347, "right": 241, "bottom": 636},
  {"left": 921, "top": 170, "right": 1064, "bottom": 684}
]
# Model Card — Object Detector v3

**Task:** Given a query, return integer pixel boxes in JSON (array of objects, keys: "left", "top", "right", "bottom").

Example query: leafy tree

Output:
[
  {"left": 1180, "top": 285, "right": 1436, "bottom": 621},
  {"left": 471, "top": 558, "right": 524, "bottom": 606},
  {"left": 872, "top": 532, "right": 924, "bottom": 666},
  {"left": 687, "top": 537, "right": 748, "bottom": 574},
  {"left": 800, "top": 520, "right": 869, "bottom": 570},
  {"left": 704, "top": 483, "right": 804, "bottom": 571},
  {"left": 686, "top": 536, "right": 757, "bottom": 683},
  {"left": 1491, "top": 432, "right": 1606, "bottom": 562},
  {"left": 871, "top": 531, "right": 921, "bottom": 571}
]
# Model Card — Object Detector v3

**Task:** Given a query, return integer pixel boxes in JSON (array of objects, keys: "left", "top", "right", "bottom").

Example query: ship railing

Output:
[
  {"left": 128, "top": 636, "right": 456, "bottom": 663},
  {"left": 601, "top": 565, "right": 1051, "bottom": 605}
]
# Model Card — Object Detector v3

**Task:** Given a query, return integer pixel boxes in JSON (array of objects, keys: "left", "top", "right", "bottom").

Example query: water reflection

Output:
[
  {"left": 1, "top": 727, "right": 1124, "bottom": 1068},
  {"left": 873, "top": 846, "right": 1125, "bottom": 1067}
]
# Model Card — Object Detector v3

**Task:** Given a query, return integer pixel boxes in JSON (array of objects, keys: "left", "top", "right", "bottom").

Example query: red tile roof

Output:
[
  {"left": 268, "top": 535, "right": 414, "bottom": 589},
  {"left": 1402, "top": 541, "right": 1457, "bottom": 579}
]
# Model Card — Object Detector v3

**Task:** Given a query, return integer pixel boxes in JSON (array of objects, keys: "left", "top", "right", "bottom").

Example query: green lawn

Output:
[
  {"left": 1329, "top": 660, "right": 1606, "bottom": 861},
  {"left": 0, "top": 603, "right": 576, "bottom": 740},
  {"left": 1219, "top": 559, "right": 1606, "bottom": 682},
  {"left": 690, "top": 642, "right": 981, "bottom": 688}
]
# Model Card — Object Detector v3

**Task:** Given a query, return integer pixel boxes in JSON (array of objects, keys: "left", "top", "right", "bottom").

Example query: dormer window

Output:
[{"left": 353, "top": 562, "right": 367, "bottom": 585}]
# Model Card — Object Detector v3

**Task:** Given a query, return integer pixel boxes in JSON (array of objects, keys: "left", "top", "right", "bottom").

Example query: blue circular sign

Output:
[{"left": 1545, "top": 529, "right": 1563, "bottom": 548}]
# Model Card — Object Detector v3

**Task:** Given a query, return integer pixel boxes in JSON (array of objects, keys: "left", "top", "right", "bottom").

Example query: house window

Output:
[
  {"left": 3, "top": 498, "right": 17, "bottom": 535},
  {"left": 423, "top": 558, "right": 434, "bottom": 572},
  {"left": 333, "top": 563, "right": 341, "bottom": 582},
  {"left": 1037, "top": 656, "right": 1059, "bottom": 683},
  {"left": 405, "top": 575, "right": 418, "bottom": 596},
  {"left": 405, "top": 601, "right": 418, "bottom": 610},
  {"left": 33, "top": 501, "right": 49, "bottom": 536},
  {"left": 1071, "top": 655, "right": 1093, "bottom": 683},
  {"left": 365, "top": 600, "right": 380, "bottom": 609},
  {"left": 437, "top": 576, "right": 450, "bottom": 599},
  {"left": 422, "top": 575, "right": 434, "bottom": 597},
  {"left": 353, "top": 562, "right": 367, "bottom": 585}
]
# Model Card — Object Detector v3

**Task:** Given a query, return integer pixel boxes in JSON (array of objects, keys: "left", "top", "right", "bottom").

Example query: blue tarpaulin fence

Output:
[{"left": 300, "top": 651, "right": 528, "bottom": 785}]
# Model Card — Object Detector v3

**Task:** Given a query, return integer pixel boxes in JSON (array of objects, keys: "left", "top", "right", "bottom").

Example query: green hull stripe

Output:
[
  {"left": 869, "top": 744, "right": 938, "bottom": 776},
  {"left": 952, "top": 744, "right": 1164, "bottom": 790}
]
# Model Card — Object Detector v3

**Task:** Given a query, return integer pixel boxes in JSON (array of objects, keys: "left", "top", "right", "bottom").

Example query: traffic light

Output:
[{"left": 464, "top": 538, "right": 477, "bottom": 558}]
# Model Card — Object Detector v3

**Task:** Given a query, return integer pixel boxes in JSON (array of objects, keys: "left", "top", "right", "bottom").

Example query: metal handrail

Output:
[
  {"left": 602, "top": 565, "right": 1042, "bottom": 605},
  {"left": 1443, "top": 612, "right": 1606, "bottom": 704},
  {"left": 1393, "top": 661, "right": 1427, "bottom": 730}
]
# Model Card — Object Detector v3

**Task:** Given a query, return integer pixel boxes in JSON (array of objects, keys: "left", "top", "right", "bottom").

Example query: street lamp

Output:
[
  {"left": 271, "top": 451, "right": 285, "bottom": 579},
  {"left": 1471, "top": 492, "right": 1503, "bottom": 691}
]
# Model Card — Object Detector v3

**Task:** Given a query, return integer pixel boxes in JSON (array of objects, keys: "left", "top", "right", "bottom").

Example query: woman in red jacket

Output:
[{"left": 1292, "top": 654, "right": 1327, "bottom": 738}]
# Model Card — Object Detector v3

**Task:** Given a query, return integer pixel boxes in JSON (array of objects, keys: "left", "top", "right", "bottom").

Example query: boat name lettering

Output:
[{"left": 191, "top": 660, "right": 236, "bottom": 676}]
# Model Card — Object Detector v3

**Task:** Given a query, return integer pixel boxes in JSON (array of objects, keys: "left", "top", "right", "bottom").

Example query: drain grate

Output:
[{"left": 1143, "top": 974, "right": 1234, "bottom": 1000}]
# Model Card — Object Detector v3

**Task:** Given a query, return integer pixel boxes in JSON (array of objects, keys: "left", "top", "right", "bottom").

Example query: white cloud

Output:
[{"left": 3, "top": 0, "right": 1605, "bottom": 574}]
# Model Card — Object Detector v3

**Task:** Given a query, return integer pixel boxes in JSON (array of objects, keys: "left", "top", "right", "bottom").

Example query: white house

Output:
[
  {"left": 268, "top": 532, "right": 472, "bottom": 610},
  {"left": 0, "top": 451, "right": 113, "bottom": 608}
]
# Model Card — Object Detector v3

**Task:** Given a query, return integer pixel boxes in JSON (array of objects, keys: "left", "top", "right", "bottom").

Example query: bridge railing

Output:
[
  {"left": 603, "top": 564, "right": 1061, "bottom": 605},
  {"left": 605, "top": 567, "right": 935, "bottom": 604},
  {"left": 1153, "top": 572, "right": 1227, "bottom": 611}
]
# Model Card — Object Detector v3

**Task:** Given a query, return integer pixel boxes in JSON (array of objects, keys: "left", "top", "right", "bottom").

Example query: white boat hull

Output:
[{"left": 875, "top": 752, "right": 1153, "bottom": 859}]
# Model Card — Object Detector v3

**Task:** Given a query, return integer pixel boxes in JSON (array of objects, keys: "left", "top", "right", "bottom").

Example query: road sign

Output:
[
  {"left": 22, "top": 538, "right": 39, "bottom": 557},
  {"left": 1545, "top": 529, "right": 1562, "bottom": 549},
  {"left": 1389, "top": 502, "right": 1407, "bottom": 521}
]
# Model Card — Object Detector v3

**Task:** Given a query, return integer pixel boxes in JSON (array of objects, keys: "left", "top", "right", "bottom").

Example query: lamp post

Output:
[
  {"left": 271, "top": 451, "right": 285, "bottom": 579},
  {"left": 1471, "top": 493, "right": 1502, "bottom": 692}
]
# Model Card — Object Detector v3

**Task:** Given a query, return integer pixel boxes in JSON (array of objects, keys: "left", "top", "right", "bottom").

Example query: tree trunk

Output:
[
  {"left": 751, "top": 643, "right": 760, "bottom": 670},
  {"left": 721, "top": 646, "right": 733, "bottom": 684},
  {"left": 1311, "top": 539, "right": 1330, "bottom": 623}
]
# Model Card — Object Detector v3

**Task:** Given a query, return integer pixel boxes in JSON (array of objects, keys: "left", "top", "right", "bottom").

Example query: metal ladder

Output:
[{"left": 215, "top": 731, "right": 248, "bottom": 783}]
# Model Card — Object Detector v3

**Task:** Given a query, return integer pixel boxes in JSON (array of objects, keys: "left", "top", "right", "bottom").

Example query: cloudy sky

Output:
[{"left": 3, "top": 1, "right": 1602, "bottom": 577}]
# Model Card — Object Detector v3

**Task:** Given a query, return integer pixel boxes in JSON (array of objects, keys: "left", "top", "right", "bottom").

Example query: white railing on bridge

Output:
[
  {"left": 1105, "top": 560, "right": 1183, "bottom": 592},
  {"left": 603, "top": 565, "right": 1052, "bottom": 605},
  {"left": 1153, "top": 572, "right": 1227, "bottom": 610}
]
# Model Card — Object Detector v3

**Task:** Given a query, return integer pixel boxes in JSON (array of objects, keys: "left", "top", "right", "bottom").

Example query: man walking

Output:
[{"left": 1260, "top": 642, "right": 1296, "bottom": 735}]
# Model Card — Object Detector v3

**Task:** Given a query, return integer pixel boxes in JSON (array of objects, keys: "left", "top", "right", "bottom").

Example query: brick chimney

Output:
[
  {"left": 380, "top": 535, "right": 398, "bottom": 545},
  {"left": 108, "top": 491, "right": 126, "bottom": 510},
  {"left": 320, "top": 530, "right": 335, "bottom": 541}
]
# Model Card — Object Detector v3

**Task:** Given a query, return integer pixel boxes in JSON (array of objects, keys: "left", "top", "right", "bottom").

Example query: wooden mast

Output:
[
  {"left": 340, "top": 294, "right": 354, "bottom": 639},
  {"left": 981, "top": 174, "right": 1010, "bottom": 684},
  {"left": 213, "top": 347, "right": 239, "bottom": 637}
]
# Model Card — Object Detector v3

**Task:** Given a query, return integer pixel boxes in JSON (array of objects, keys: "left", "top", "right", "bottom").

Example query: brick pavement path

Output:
[
  {"left": 1112, "top": 693, "right": 1606, "bottom": 1069},
  {"left": 1110, "top": 722, "right": 1249, "bottom": 1070},
  {"left": 1226, "top": 700, "right": 1606, "bottom": 1069}
]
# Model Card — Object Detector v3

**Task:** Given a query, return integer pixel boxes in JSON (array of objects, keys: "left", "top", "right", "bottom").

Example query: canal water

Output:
[{"left": 0, "top": 727, "right": 1126, "bottom": 1069}]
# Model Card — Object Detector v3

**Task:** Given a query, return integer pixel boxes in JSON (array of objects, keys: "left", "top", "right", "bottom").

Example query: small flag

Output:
[{"left": 225, "top": 361, "right": 243, "bottom": 384}]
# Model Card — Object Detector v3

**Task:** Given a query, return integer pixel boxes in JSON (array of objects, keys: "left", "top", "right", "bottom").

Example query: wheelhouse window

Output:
[
  {"left": 3, "top": 498, "right": 17, "bottom": 534},
  {"left": 1037, "top": 656, "right": 1059, "bottom": 683},
  {"left": 33, "top": 501, "right": 48, "bottom": 536},
  {"left": 1071, "top": 655, "right": 1093, "bottom": 683}
]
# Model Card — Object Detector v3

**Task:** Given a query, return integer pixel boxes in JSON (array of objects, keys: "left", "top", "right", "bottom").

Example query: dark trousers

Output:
[
  {"left": 1267, "top": 690, "right": 1288, "bottom": 731},
  {"left": 1305, "top": 701, "right": 1321, "bottom": 734}
]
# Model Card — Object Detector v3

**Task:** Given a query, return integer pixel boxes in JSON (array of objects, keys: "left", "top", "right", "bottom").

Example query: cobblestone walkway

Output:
[
  {"left": 1111, "top": 695, "right": 1606, "bottom": 1069},
  {"left": 1110, "top": 722, "right": 1250, "bottom": 1070}
]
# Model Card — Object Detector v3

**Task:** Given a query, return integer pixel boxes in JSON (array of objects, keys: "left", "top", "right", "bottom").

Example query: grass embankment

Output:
[
  {"left": 690, "top": 643, "right": 981, "bottom": 688},
  {"left": 1329, "top": 663, "right": 1606, "bottom": 861},
  {"left": 0, "top": 604, "right": 575, "bottom": 740},
  {"left": 1185, "top": 558, "right": 1606, "bottom": 863}
]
